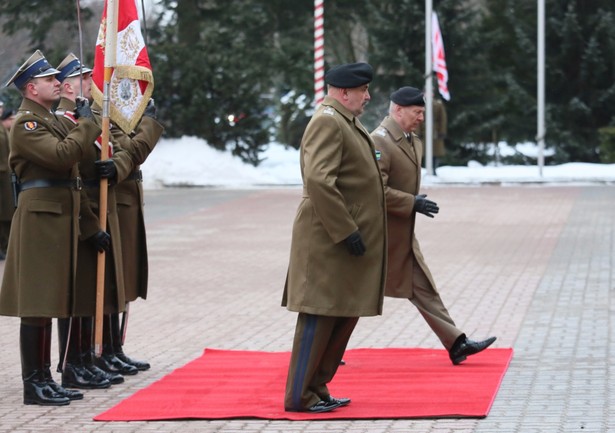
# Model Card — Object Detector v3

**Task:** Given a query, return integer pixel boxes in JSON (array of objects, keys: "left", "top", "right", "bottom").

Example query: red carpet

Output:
[{"left": 94, "top": 347, "right": 513, "bottom": 421}]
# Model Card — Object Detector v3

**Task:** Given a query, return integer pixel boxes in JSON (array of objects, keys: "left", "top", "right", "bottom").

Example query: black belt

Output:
[
  {"left": 126, "top": 169, "right": 143, "bottom": 182},
  {"left": 19, "top": 177, "right": 83, "bottom": 192},
  {"left": 82, "top": 179, "right": 101, "bottom": 189},
  {"left": 82, "top": 169, "right": 142, "bottom": 189}
]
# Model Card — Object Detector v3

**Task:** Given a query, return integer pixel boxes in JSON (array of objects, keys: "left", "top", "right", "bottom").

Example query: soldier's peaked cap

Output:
[
  {"left": 56, "top": 53, "right": 93, "bottom": 82},
  {"left": 5, "top": 50, "right": 60, "bottom": 89},
  {"left": 325, "top": 62, "right": 373, "bottom": 88},
  {"left": 390, "top": 86, "right": 425, "bottom": 107}
]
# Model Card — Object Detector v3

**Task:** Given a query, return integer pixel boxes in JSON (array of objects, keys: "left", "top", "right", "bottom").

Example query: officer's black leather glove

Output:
[
  {"left": 74, "top": 97, "right": 94, "bottom": 120},
  {"left": 88, "top": 230, "right": 110, "bottom": 253},
  {"left": 143, "top": 98, "right": 157, "bottom": 119},
  {"left": 344, "top": 230, "right": 366, "bottom": 256},
  {"left": 95, "top": 159, "right": 117, "bottom": 180},
  {"left": 414, "top": 194, "right": 439, "bottom": 218}
]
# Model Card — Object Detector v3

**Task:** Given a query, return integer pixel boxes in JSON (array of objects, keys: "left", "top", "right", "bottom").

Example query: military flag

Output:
[
  {"left": 92, "top": 0, "right": 154, "bottom": 133},
  {"left": 431, "top": 11, "right": 450, "bottom": 101}
]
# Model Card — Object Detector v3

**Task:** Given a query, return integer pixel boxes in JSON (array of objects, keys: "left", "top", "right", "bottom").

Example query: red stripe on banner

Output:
[{"left": 431, "top": 12, "right": 450, "bottom": 101}]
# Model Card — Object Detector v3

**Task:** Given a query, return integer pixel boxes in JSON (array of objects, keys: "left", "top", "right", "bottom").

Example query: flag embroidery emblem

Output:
[{"left": 24, "top": 121, "right": 37, "bottom": 131}]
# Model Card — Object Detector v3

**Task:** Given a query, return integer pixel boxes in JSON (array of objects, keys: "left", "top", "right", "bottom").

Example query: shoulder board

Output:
[
  {"left": 56, "top": 110, "right": 78, "bottom": 125},
  {"left": 322, "top": 107, "right": 336, "bottom": 116},
  {"left": 374, "top": 127, "right": 387, "bottom": 137}
]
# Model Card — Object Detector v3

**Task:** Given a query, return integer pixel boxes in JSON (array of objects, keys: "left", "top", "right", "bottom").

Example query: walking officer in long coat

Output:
[
  {"left": 282, "top": 62, "right": 387, "bottom": 413},
  {"left": 0, "top": 50, "right": 102, "bottom": 405},
  {"left": 371, "top": 86, "right": 495, "bottom": 365}
]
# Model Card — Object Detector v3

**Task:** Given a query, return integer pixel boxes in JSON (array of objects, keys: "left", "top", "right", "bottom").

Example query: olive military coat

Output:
[
  {"left": 112, "top": 116, "right": 163, "bottom": 302},
  {"left": 56, "top": 98, "right": 134, "bottom": 316},
  {"left": 0, "top": 97, "right": 101, "bottom": 318},
  {"left": 371, "top": 116, "right": 437, "bottom": 298},
  {"left": 282, "top": 96, "right": 387, "bottom": 317}
]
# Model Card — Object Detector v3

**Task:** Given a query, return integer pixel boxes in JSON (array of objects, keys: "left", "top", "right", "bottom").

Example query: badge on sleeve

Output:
[
  {"left": 24, "top": 121, "right": 38, "bottom": 131},
  {"left": 375, "top": 150, "right": 381, "bottom": 161}
]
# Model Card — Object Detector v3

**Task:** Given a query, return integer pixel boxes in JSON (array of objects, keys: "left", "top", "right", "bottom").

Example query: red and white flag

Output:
[
  {"left": 92, "top": 0, "right": 154, "bottom": 133},
  {"left": 431, "top": 12, "right": 450, "bottom": 101}
]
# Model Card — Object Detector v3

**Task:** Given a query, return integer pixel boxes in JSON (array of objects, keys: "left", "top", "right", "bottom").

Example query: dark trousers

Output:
[{"left": 284, "top": 313, "right": 358, "bottom": 411}]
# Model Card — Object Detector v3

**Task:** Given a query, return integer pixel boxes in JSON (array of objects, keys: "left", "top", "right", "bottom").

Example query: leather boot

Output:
[
  {"left": 20, "top": 321, "right": 70, "bottom": 406},
  {"left": 112, "top": 311, "right": 150, "bottom": 371},
  {"left": 43, "top": 322, "right": 83, "bottom": 400},
  {"left": 93, "top": 314, "right": 138, "bottom": 376},
  {"left": 81, "top": 317, "right": 124, "bottom": 385},
  {"left": 58, "top": 318, "right": 110, "bottom": 389}
]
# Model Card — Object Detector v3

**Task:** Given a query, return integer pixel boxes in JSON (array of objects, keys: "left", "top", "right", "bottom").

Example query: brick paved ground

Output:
[{"left": 0, "top": 185, "right": 612, "bottom": 433}]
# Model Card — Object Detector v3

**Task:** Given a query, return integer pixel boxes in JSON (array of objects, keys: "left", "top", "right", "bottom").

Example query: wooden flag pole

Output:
[{"left": 94, "top": 0, "right": 118, "bottom": 357}]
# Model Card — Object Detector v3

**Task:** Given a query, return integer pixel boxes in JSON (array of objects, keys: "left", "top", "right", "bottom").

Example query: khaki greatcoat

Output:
[
  {"left": 112, "top": 116, "right": 163, "bottom": 301},
  {"left": 282, "top": 96, "right": 387, "bottom": 317},
  {"left": 371, "top": 116, "right": 437, "bottom": 298},
  {"left": 0, "top": 98, "right": 101, "bottom": 318}
]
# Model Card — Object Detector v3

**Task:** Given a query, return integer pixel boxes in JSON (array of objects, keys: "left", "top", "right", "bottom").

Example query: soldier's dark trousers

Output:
[
  {"left": 20, "top": 319, "right": 70, "bottom": 406},
  {"left": 284, "top": 313, "right": 358, "bottom": 411}
]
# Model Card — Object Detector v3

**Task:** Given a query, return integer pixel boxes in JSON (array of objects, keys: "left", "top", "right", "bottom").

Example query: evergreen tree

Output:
[{"left": 150, "top": 0, "right": 277, "bottom": 165}]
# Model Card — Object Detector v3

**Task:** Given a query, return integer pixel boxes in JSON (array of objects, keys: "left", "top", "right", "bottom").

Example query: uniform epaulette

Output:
[
  {"left": 323, "top": 107, "right": 336, "bottom": 116},
  {"left": 374, "top": 127, "right": 387, "bottom": 137},
  {"left": 56, "top": 110, "right": 78, "bottom": 125}
]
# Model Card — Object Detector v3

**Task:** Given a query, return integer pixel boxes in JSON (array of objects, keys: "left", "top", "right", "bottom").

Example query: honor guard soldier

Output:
[
  {"left": 53, "top": 53, "right": 138, "bottom": 386},
  {"left": 0, "top": 50, "right": 102, "bottom": 405},
  {"left": 371, "top": 86, "right": 496, "bottom": 365},
  {"left": 54, "top": 53, "right": 125, "bottom": 389},
  {"left": 110, "top": 97, "right": 163, "bottom": 372}
]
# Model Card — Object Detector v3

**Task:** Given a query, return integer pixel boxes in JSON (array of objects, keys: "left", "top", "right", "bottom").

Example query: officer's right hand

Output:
[
  {"left": 143, "top": 98, "right": 157, "bottom": 119},
  {"left": 88, "top": 230, "right": 110, "bottom": 253},
  {"left": 414, "top": 194, "right": 439, "bottom": 218},
  {"left": 74, "top": 97, "right": 94, "bottom": 120},
  {"left": 344, "top": 230, "right": 366, "bottom": 256}
]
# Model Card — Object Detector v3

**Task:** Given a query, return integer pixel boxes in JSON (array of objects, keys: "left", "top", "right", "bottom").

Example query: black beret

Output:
[
  {"left": 390, "top": 86, "right": 425, "bottom": 106},
  {"left": 325, "top": 62, "right": 373, "bottom": 88}
]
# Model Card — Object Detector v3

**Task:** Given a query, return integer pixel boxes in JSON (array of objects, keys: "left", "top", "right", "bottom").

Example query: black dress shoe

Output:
[
  {"left": 449, "top": 335, "right": 497, "bottom": 365},
  {"left": 324, "top": 395, "right": 351, "bottom": 407},
  {"left": 47, "top": 380, "right": 84, "bottom": 400},
  {"left": 86, "top": 363, "right": 124, "bottom": 385},
  {"left": 94, "top": 353, "right": 138, "bottom": 375},
  {"left": 62, "top": 363, "right": 111, "bottom": 389},
  {"left": 307, "top": 399, "right": 341, "bottom": 413},
  {"left": 116, "top": 352, "right": 150, "bottom": 371}
]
